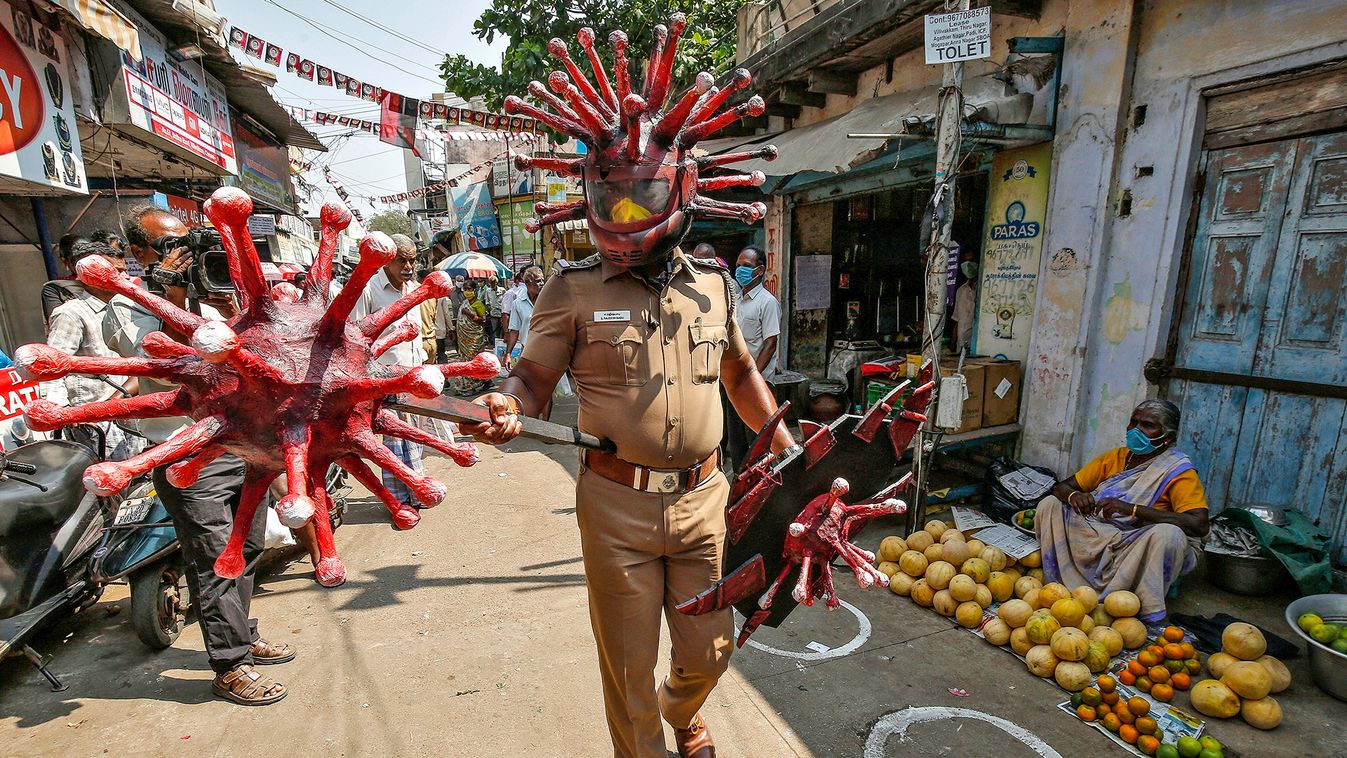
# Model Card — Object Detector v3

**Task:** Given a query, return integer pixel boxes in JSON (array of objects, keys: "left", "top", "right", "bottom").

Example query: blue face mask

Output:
[
  {"left": 1125, "top": 427, "right": 1163, "bottom": 455},
  {"left": 734, "top": 266, "right": 758, "bottom": 288}
]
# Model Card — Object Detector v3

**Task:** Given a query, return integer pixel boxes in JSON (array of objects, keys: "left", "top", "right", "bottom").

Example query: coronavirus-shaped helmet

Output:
[{"left": 504, "top": 14, "right": 778, "bottom": 268}]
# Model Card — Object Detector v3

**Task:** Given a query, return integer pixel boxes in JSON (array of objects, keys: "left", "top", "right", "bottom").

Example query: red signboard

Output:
[{"left": 0, "top": 368, "right": 40, "bottom": 421}]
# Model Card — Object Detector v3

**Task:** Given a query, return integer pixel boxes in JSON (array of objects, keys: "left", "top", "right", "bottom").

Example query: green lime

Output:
[
  {"left": 1310, "top": 623, "right": 1341, "bottom": 645},
  {"left": 1157, "top": 745, "right": 1180, "bottom": 758},
  {"left": 1298, "top": 612, "right": 1324, "bottom": 632},
  {"left": 1199, "top": 736, "right": 1222, "bottom": 752},
  {"left": 1176, "top": 736, "right": 1202, "bottom": 758},
  {"left": 1027, "top": 508, "right": 1036, "bottom": 518},
  {"left": 1197, "top": 750, "right": 1223, "bottom": 758},
  {"left": 1332, "top": 637, "right": 1347, "bottom": 655},
  {"left": 1071, "top": 692, "right": 1084, "bottom": 708}
]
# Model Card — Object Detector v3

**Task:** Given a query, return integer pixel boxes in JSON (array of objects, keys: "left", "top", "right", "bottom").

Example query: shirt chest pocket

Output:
[
  {"left": 584, "top": 322, "right": 651, "bottom": 387},
  {"left": 689, "top": 322, "right": 728, "bottom": 384}
]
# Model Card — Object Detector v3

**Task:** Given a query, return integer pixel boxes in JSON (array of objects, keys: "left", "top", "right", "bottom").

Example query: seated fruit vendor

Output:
[{"left": 1035, "top": 399, "right": 1209, "bottom": 622}]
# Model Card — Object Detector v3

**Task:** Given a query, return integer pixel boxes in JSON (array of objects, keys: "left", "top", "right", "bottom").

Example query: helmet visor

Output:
[{"left": 584, "top": 164, "right": 680, "bottom": 232}]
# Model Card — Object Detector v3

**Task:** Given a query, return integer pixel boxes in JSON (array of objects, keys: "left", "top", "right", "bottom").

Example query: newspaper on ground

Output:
[
  {"left": 952, "top": 506, "right": 998, "bottom": 532},
  {"left": 968, "top": 523, "right": 1040, "bottom": 559}
]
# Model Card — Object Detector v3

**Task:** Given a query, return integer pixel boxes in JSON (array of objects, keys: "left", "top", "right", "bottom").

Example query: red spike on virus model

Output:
[
  {"left": 504, "top": 12, "right": 779, "bottom": 264},
  {"left": 15, "top": 187, "right": 500, "bottom": 587}
]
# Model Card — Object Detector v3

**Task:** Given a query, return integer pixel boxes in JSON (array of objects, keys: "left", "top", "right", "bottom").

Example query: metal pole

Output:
[
  {"left": 31, "top": 198, "right": 58, "bottom": 279},
  {"left": 911, "top": 0, "right": 968, "bottom": 530}
]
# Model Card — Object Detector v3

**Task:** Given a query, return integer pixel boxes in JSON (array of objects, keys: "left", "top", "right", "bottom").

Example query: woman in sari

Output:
[
  {"left": 454, "top": 280, "right": 490, "bottom": 393},
  {"left": 1035, "top": 399, "right": 1209, "bottom": 622}
]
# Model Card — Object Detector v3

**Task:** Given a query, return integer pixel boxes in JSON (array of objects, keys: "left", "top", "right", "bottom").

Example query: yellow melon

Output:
[
  {"left": 910, "top": 578, "right": 934, "bottom": 607},
  {"left": 924, "top": 560, "right": 956, "bottom": 590},
  {"left": 939, "top": 528, "right": 966, "bottom": 544},
  {"left": 1027, "top": 567, "right": 1044, "bottom": 583},
  {"left": 1111, "top": 617, "right": 1147, "bottom": 649},
  {"left": 1222, "top": 622, "right": 1267, "bottom": 661},
  {"left": 1255, "top": 655, "right": 1292, "bottom": 694},
  {"left": 1001, "top": 566, "right": 1023, "bottom": 582},
  {"left": 1191, "top": 679, "right": 1241, "bottom": 719},
  {"left": 1010, "top": 626, "right": 1034, "bottom": 655},
  {"left": 924, "top": 520, "right": 947, "bottom": 539},
  {"left": 1102, "top": 590, "right": 1140, "bottom": 618},
  {"left": 974, "top": 584, "right": 993, "bottom": 609},
  {"left": 1221, "top": 661, "right": 1272, "bottom": 700},
  {"left": 888, "top": 572, "right": 916, "bottom": 597},
  {"left": 1050, "top": 627, "right": 1090, "bottom": 662},
  {"left": 1089, "top": 626, "right": 1124, "bottom": 657},
  {"left": 1055, "top": 661, "right": 1092, "bottom": 691},
  {"left": 923, "top": 543, "right": 945, "bottom": 564},
  {"left": 1025, "top": 645, "right": 1059, "bottom": 677},
  {"left": 1020, "top": 549, "right": 1042, "bottom": 568},
  {"left": 986, "top": 572, "right": 1015, "bottom": 602},
  {"left": 979, "top": 546, "right": 1007, "bottom": 571},
  {"left": 941, "top": 539, "right": 971, "bottom": 568},
  {"left": 1089, "top": 605, "right": 1114, "bottom": 629},
  {"left": 1206, "top": 651, "right": 1239, "bottom": 679},
  {"left": 932, "top": 589, "right": 958, "bottom": 617},
  {"left": 948, "top": 574, "right": 978, "bottom": 603},
  {"left": 1077, "top": 614, "right": 1095, "bottom": 633},
  {"left": 983, "top": 618, "right": 1012, "bottom": 646},
  {"left": 899, "top": 550, "right": 928, "bottom": 578},
  {"left": 907, "top": 530, "right": 934, "bottom": 552},
  {"left": 877, "top": 561, "right": 900, "bottom": 578},
  {"left": 955, "top": 601, "right": 983, "bottom": 629},
  {"left": 1050, "top": 598, "right": 1087, "bottom": 628},
  {"left": 1022, "top": 588, "right": 1042, "bottom": 610},
  {"left": 960, "top": 557, "right": 990, "bottom": 583},
  {"left": 1240, "top": 696, "right": 1283, "bottom": 730},
  {"left": 1070, "top": 586, "right": 1099, "bottom": 613},
  {"left": 998, "top": 599, "right": 1034, "bottom": 628},
  {"left": 1025, "top": 610, "right": 1061, "bottom": 645},
  {"left": 1014, "top": 576, "right": 1042, "bottom": 599},
  {"left": 966, "top": 538, "right": 986, "bottom": 555},
  {"left": 877, "top": 535, "right": 908, "bottom": 563},
  {"left": 1038, "top": 582, "right": 1072, "bottom": 608},
  {"left": 1084, "top": 640, "right": 1111, "bottom": 673}
]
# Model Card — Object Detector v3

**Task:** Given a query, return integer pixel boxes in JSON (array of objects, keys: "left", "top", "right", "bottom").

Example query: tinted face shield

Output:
[{"left": 584, "top": 164, "right": 682, "bottom": 232}]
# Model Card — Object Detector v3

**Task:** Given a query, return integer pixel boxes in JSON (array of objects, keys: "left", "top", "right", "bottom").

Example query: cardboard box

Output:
[
  {"left": 938, "top": 360, "right": 985, "bottom": 435},
  {"left": 977, "top": 358, "right": 1022, "bottom": 427}
]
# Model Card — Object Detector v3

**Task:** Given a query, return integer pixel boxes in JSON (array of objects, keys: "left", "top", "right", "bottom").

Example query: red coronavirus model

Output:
[
  {"left": 15, "top": 188, "right": 500, "bottom": 587},
  {"left": 503, "top": 12, "right": 778, "bottom": 262}
]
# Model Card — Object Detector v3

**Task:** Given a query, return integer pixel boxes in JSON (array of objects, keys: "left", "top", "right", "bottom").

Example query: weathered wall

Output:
[{"left": 1025, "top": 0, "right": 1347, "bottom": 472}]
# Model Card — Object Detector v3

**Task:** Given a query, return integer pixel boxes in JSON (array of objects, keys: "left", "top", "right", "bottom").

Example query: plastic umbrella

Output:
[{"left": 435, "top": 252, "right": 510, "bottom": 279}]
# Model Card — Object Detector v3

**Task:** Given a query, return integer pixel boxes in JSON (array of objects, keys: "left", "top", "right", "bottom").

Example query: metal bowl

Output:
[
  {"left": 1284, "top": 594, "right": 1347, "bottom": 702},
  {"left": 1203, "top": 549, "right": 1290, "bottom": 596}
]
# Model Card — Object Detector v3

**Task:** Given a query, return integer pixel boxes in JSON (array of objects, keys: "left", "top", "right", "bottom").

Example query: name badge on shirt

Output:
[{"left": 594, "top": 310, "right": 631, "bottom": 323}]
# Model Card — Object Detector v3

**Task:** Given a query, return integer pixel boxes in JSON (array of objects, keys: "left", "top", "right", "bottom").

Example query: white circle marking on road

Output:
[
  {"left": 735, "top": 599, "right": 871, "bottom": 661},
  {"left": 864, "top": 706, "right": 1062, "bottom": 758}
]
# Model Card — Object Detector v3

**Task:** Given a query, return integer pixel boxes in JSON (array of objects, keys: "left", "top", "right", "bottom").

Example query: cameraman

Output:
[{"left": 103, "top": 205, "right": 294, "bottom": 706}]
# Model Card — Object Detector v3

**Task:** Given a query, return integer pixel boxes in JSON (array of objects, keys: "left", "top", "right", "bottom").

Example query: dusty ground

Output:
[{"left": 2, "top": 399, "right": 1344, "bottom": 757}]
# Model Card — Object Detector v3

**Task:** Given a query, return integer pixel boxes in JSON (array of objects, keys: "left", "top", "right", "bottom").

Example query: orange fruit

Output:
[
  {"left": 1163, "top": 626, "right": 1185, "bottom": 643},
  {"left": 1179, "top": 642, "right": 1197, "bottom": 659},
  {"left": 1170, "top": 672, "right": 1191, "bottom": 691},
  {"left": 1184, "top": 658, "right": 1202, "bottom": 676},
  {"left": 1128, "top": 697, "right": 1151, "bottom": 717},
  {"left": 1151, "top": 683, "right": 1174, "bottom": 702},
  {"left": 1102, "top": 713, "right": 1122, "bottom": 733},
  {"left": 1127, "top": 660, "right": 1148, "bottom": 677},
  {"left": 1138, "top": 650, "right": 1161, "bottom": 668},
  {"left": 1163, "top": 643, "right": 1186, "bottom": 660},
  {"left": 1135, "top": 716, "right": 1158, "bottom": 735},
  {"left": 1118, "top": 670, "right": 1137, "bottom": 686},
  {"left": 1138, "top": 735, "right": 1161, "bottom": 756},
  {"left": 1081, "top": 687, "right": 1102, "bottom": 707},
  {"left": 1148, "top": 665, "right": 1171, "bottom": 684},
  {"left": 1076, "top": 704, "right": 1097, "bottom": 722},
  {"left": 1120, "top": 724, "right": 1140, "bottom": 745},
  {"left": 1164, "top": 658, "right": 1185, "bottom": 673},
  {"left": 1135, "top": 675, "right": 1153, "bottom": 692},
  {"left": 1102, "top": 691, "right": 1120, "bottom": 705},
  {"left": 1148, "top": 643, "right": 1166, "bottom": 656},
  {"left": 1116, "top": 706, "right": 1136, "bottom": 726},
  {"left": 1096, "top": 674, "right": 1116, "bottom": 693}
]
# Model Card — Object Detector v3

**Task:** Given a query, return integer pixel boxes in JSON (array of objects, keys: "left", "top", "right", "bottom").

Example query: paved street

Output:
[{"left": 2, "top": 404, "right": 1345, "bottom": 757}]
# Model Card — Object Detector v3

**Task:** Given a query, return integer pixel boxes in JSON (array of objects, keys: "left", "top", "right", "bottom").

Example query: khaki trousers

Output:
[{"left": 575, "top": 466, "right": 734, "bottom": 758}]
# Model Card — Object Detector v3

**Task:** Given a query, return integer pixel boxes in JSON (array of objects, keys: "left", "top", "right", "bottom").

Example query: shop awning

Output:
[
  {"left": 728, "top": 74, "right": 1016, "bottom": 178},
  {"left": 48, "top": 0, "right": 142, "bottom": 60}
]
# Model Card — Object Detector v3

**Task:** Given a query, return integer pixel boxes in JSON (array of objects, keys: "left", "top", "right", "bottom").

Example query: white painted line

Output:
[
  {"left": 865, "top": 706, "right": 1062, "bottom": 758},
  {"left": 735, "top": 600, "right": 872, "bottom": 661}
]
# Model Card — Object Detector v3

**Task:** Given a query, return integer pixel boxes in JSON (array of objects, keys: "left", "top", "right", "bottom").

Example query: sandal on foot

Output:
[
  {"left": 250, "top": 638, "right": 296, "bottom": 665},
  {"left": 212, "top": 665, "right": 287, "bottom": 706}
]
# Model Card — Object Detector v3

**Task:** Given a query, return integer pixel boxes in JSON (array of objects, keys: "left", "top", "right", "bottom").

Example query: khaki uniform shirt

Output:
[{"left": 523, "top": 249, "right": 749, "bottom": 469}]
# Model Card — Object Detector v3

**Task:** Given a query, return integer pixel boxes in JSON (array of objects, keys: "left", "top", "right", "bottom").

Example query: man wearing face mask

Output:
[
  {"left": 1034, "top": 399, "right": 1210, "bottom": 622},
  {"left": 721, "top": 246, "right": 781, "bottom": 469}
]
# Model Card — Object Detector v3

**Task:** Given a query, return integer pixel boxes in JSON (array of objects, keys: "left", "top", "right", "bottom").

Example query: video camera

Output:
[{"left": 148, "top": 228, "right": 233, "bottom": 298}]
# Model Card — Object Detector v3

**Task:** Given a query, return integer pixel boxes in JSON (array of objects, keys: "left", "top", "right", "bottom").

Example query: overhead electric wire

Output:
[
  {"left": 316, "top": 0, "right": 443, "bottom": 56},
  {"left": 259, "top": 0, "right": 445, "bottom": 86}
]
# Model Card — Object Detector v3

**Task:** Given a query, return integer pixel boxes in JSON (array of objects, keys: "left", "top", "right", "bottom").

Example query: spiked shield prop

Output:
[{"left": 677, "top": 362, "right": 935, "bottom": 645}]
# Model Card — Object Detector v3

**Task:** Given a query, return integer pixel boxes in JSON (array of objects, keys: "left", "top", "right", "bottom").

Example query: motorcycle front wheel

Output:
[{"left": 129, "top": 560, "right": 185, "bottom": 650}]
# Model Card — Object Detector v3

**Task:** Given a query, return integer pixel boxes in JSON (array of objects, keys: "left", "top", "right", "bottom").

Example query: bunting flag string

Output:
[
  {"left": 287, "top": 107, "right": 548, "bottom": 144},
  {"left": 371, "top": 153, "right": 503, "bottom": 204},
  {"left": 231, "top": 25, "right": 539, "bottom": 133},
  {"left": 322, "top": 168, "right": 366, "bottom": 226}
]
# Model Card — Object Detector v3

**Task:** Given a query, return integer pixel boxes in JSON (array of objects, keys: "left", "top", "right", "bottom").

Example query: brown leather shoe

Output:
[
  {"left": 674, "top": 712, "right": 715, "bottom": 758},
  {"left": 249, "top": 638, "right": 296, "bottom": 665}
]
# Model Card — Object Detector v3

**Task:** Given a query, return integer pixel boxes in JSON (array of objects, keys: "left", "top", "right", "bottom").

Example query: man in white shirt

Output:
[
  {"left": 350, "top": 234, "right": 428, "bottom": 512},
  {"left": 103, "top": 205, "right": 291, "bottom": 706},
  {"left": 503, "top": 265, "right": 543, "bottom": 367},
  {"left": 725, "top": 245, "right": 782, "bottom": 467}
]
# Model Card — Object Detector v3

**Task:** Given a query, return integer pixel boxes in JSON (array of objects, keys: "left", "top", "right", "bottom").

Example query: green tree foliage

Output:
[
  {"left": 366, "top": 210, "right": 417, "bottom": 237},
  {"left": 441, "top": 0, "right": 747, "bottom": 111}
]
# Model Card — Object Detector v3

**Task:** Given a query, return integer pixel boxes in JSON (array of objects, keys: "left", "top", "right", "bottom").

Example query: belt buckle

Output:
[{"left": 656, "top": 472, "right": 680, "bottom": 493}]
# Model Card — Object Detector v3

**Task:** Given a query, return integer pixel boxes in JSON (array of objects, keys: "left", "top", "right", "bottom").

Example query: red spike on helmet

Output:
[{"left": 504, "top": 14, "right": 778, "bottom": 268}]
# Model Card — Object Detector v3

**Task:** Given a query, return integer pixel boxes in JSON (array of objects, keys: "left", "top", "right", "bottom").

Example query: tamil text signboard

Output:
[
  {"left": 0, "top": 0, "right": 86, "bottom": 193},
  {"left": 924, "top": 6, "right": 991, "bottom": 64}
]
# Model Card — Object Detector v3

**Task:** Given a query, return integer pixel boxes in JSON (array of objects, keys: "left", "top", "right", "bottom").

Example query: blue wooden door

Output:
[{"left": 1173, "top": 132, "right": 1347, "bottom": 564}]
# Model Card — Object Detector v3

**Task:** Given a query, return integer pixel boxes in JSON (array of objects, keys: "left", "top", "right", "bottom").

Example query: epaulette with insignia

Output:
[{"left": 556, "top": 254, "right": 601, "bottom": 274}]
